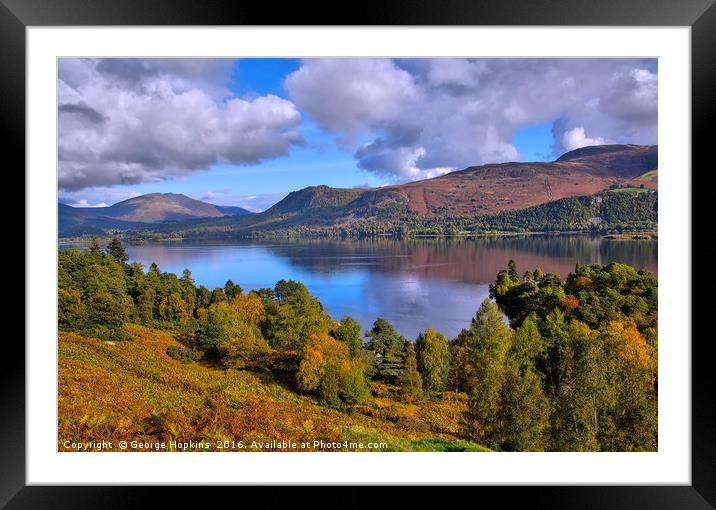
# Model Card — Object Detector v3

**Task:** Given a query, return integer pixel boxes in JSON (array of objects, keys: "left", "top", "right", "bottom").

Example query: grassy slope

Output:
[{"left": 58, "top": 325, "right": 488, "bottom": 452}]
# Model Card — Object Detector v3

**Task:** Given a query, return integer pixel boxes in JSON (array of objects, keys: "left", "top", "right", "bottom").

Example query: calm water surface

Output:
[{"left": 60, "top": 236, "right": 657, "bottom": 340}]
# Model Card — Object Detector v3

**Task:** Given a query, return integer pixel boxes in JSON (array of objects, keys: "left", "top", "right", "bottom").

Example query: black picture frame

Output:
[{"left": 5, "top": 0, "right": 712, "bottom": 506}]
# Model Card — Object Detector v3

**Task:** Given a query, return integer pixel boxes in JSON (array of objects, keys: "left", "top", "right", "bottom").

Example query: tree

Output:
[
  {"left": 498, "top": 361, "right": 550, "bottom": 451},
  {"left": 196, "top": 285, "right": 211, "bottom": 309},
  {"left": 196, "top": 302, "right": 236, "bottom": 356},
  {"left": 599, "top": 321, "right": 657, "bottom": 451},
  {"left": 415, "top": 328, "right": 450, "bottom": 394},
  {"left": 224, "top": 279, "right": 242, "bottom": 300},
  {"left": 58, "top": 288, "right": 85, "bottom": 331},
  {"left": 297, "top": 333, "right": 368, "bottom": 407},
  {"left": 364, "top": 318, "right": 407, "bottom": 384},
  {"left": 261, "top": 281, "right": 332, "bottom": 351},
  {"left": 447, "top": 329, "right": 472, "bottom": 392},
  {"left": 88, "top": 239, "right": 103, "bottom": 260},
  {"left": 273, "top": 279, "right": 309, "bottom": 305},
  {"left": 538, "top": 307, "right": 570, "bottom": 395},
  {"left": 157, "top": 293, "right": 190, "bottom": 324},
  {"left": 400, "top": 342, "right": 422, "bottom": 398},
  {"left": 333, "top": 316, "right": 362, "bottom": 356},
  {"left": 106, "top": 237, "right": 128, "bottom": 265},
  {"left": 551, "top": 320, "right": 609, "bottom": 451},
  {"left": 137, "top": 288, "right": 155, "bottom": 323},
  {"left": 461, "top": 298, "right": 512, "bottom": 447},
  {"left": 180, "top": 269, "right": 197, "bottom": 311},
  {"left": 507, "top": 259, "right": 519, "bottom": 282},
  {"left": 510, "top": 313, "right": 542, "bottom": 373},
  {"left": 86, "top": 291, "right": 125, "bottom": 333},
  {"left": 210, "top": 287, "right": 227, "bottom": 304}
]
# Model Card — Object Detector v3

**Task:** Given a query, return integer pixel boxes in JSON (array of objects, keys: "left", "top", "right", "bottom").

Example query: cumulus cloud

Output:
[
  {"left": 59, "top": 58, "right": 303, "bottom": 191},
  {"left": 562, "top": 127, "right": 608, "bottom": 151},
  {"left": 284, "top": 59, "right": 418, "bottom": 143},
  {"left": 71, "top": 199, "right": 109, "bottom": 208},
  {"left": 285, "top": 58, "right": 657, "bottom": 182},
  {"left": 59, "top": 186, "right": 143, "bottom": 207}
]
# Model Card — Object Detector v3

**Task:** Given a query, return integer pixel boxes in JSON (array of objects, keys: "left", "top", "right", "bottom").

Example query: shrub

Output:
[
  {"left": 219, "top": 336, "right": 273, "bottom": 371},
  {"left": 166, "top": 345, "right": 203, "bottom": 363}
]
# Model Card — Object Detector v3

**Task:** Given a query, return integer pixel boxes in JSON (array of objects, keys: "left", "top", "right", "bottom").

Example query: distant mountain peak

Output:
[{"left": 59, "top": 192, "right": 253, "bottom": 234}]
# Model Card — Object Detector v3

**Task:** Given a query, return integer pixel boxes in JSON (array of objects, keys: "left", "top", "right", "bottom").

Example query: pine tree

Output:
[
  {"left": 88, "top": 239, "right": 104, "bottom": 260},
  {"left": 364, "top": 318, "right": 407, "bottom": 384},
  {"left": 180, "top": 269, "right": 197, "bottom": 312},
  {"left": 507, "top": 259, "right": 519, "bottom": 282},
  {"left": 224, "top": 279, "right": 242, "bottom": 300},
  {"left": 106, "top": 237, "right": 128, "bottom": 265}
]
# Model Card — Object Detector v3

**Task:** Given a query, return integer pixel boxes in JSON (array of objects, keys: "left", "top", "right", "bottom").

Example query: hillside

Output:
[
  {"left": 58, "top": 326, "right": 487, "bottom": 452},
  {"left": 134, "top": 145, "right": 657, "bottom": 239},
  {"left": 59, "top": 193, "right": 252, "bottom": 234},
  {"left": 264, "top": 144, "right": 656, "bottom": 219},
  {"left": 58, "top": 243, "right": 657, "bottom": 452},
  {"left": 59, "top": 144, "right": 658, "bottom": 239}
]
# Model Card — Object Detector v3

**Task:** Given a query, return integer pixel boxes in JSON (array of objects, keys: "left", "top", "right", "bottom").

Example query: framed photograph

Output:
[{"left": 7, "top": 0, "right": 713, "bottom": 505}]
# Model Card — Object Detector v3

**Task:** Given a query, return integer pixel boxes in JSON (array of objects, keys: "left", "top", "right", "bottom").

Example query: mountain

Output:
[
  {"left": 160, "top": 144, "right": 656, "bottom": 236},
  {"left": 59, "top": 193, "right": 252, "bottom": 234},
  {"left": 59, "top": 145, "right": 657, "bottom": 238}
]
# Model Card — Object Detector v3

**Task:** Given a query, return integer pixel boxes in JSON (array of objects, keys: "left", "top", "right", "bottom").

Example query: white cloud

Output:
[
  {"left": 59, "top": 58, "right": 303, "bottom": 191},
  {"left": 562, "top": 127, "right": 608, "bottom": 151},
  {"left": 284, "top": 58, "right": 419, "bottom": 144},
  {"left": 59, "top": 187, "right": 142, "bottom": 207},
  {"left": 285, "top": 58, "right": 658, "bottom": 181},
  {"left": 69, "top": 199, "right": 109, "bottom": 208}
]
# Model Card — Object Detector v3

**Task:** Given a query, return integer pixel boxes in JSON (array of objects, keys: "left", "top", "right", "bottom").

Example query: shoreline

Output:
[{"left": 58, "top": 229, "right": 659, "bottom": 245}]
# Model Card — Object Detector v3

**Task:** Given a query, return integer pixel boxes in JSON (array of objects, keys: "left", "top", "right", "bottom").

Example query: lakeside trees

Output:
[{"left": 58, "top": 240, "right": 658, "bottom": 451}]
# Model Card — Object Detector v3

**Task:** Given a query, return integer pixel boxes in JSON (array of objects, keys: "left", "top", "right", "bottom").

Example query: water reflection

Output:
[{"left": 60, "top": 235, "right": 657, "bottom": 340}]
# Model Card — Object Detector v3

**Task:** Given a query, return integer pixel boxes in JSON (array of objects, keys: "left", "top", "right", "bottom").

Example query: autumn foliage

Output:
[{"left": 58, "top": 243, "right": 657, "bottom": 452}]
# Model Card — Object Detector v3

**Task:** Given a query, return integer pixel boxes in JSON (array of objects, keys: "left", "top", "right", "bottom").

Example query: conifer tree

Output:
[
  {"left": 106, "top": 237, "right": 128, "bottom": 265},
  {"left": 507, "top": 259, "right": 519, "bottom": 282},
  {"left": 364, "top": 318, "right": 407, "bottom": 384}
]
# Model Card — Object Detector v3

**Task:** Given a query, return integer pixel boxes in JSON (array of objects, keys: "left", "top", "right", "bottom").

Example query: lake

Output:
[{"left": 60, "top": 235, "right": 657, "bottom": 340}]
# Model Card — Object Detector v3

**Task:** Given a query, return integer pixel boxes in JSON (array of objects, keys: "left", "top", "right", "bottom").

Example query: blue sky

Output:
[{"left": 58, "top": 58, "right": 657, "bottom": 210}]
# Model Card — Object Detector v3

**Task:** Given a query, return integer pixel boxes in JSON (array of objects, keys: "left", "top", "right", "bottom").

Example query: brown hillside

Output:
[{"left": 382, "top": 144, "right": 657, "bottom": 217}]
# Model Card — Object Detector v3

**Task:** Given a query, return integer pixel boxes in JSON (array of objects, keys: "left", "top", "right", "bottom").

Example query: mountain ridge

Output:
[
  {"left": 247, "top": 143, "right": 657, "bottom": 228},
  {"left": 59, "top": 144, "right": 658, "bottom": 238},
  {"left": 59, "top": 192, "right": 253, "bottom": 234}
]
